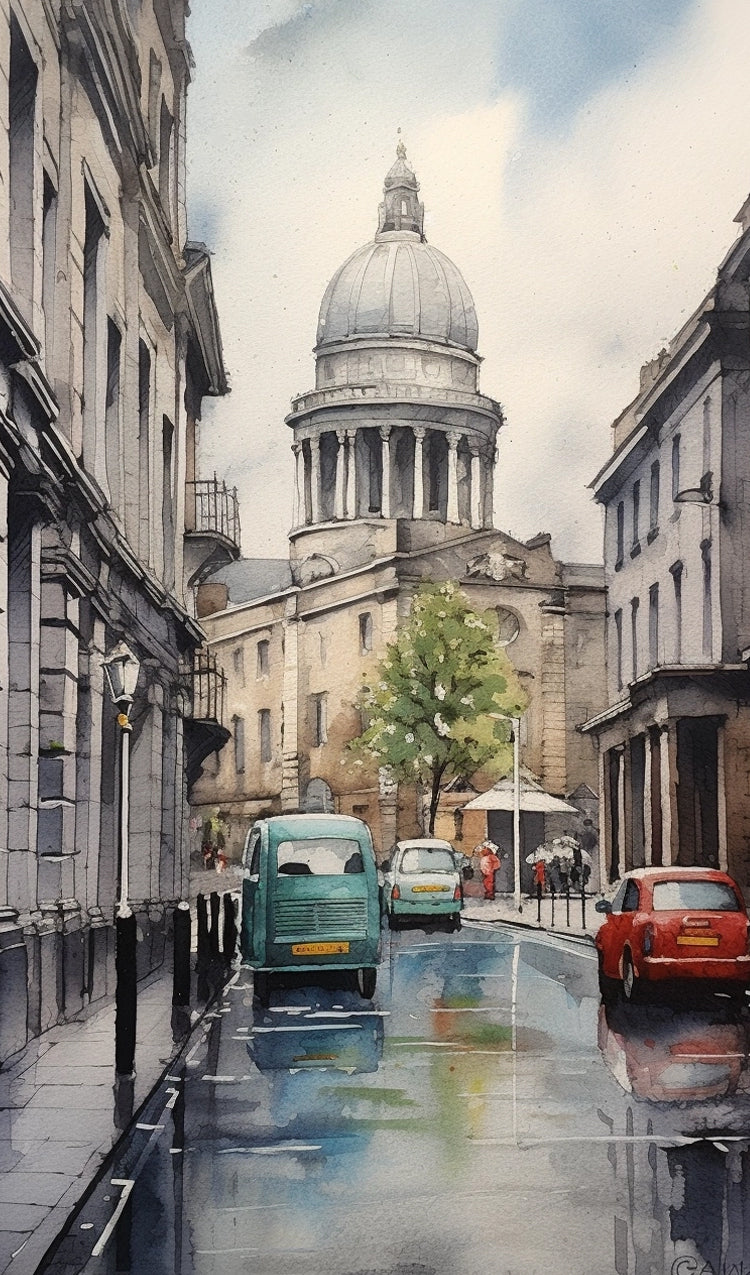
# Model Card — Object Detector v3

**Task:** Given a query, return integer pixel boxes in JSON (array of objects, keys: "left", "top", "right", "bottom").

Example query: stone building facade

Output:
[
  {"left": 192, "top": 148, "right": 606, "bottom": 872},
  {"left": 0, "top": 1, "right": 238, "bottom": 1063},
  {"left": 583, "top": 194, "right": 750, "bottom": 890}
]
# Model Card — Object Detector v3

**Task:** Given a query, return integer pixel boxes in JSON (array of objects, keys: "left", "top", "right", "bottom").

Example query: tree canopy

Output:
[{"left": 350, "top": 582, "right": 527, "bottom": 832}]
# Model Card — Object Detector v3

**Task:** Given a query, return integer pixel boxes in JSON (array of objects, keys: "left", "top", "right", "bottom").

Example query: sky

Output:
[{"left": 184, "top": 0, "right": 750, "bottom": 565}]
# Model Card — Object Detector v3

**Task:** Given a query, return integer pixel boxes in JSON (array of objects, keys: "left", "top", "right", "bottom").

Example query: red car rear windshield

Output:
[{"left": 651, "top": 881, "right": 741, "bottom": 912}]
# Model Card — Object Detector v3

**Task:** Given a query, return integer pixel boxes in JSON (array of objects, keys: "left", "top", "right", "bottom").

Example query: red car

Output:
[{"left": 595, "top": 867, "right": 750, "bottom": 1002}]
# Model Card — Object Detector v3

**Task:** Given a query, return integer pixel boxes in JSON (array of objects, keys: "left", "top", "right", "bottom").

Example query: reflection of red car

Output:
[
  {"left": 595, "top": 868, "right": 750, "bottom": 1002},
  {"left": 597, "top": 1002, "right": 747, "bottom": 1101}
]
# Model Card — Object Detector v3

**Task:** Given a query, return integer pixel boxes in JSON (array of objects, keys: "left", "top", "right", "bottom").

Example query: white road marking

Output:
[
  {"left": 217, "top": 1143, "right": 322, "bottom": 1155},
  {"left": 91, "top": 1179, "right": 134, "bottom": 1257}
]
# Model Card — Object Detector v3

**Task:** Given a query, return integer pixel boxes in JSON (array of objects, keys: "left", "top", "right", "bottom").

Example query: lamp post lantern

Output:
[{"left": 102, "top": 641, "right": 140, "bottom": 1078}]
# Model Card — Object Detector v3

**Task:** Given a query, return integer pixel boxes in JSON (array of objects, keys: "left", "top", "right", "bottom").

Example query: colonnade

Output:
[{"left": 292, "top": 425, "right": 489, "bottom": 528}]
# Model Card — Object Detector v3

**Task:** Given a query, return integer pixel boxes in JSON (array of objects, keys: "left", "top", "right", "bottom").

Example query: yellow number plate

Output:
[
  {"left": 412, "top": 884, "right": 448, "bottom": 893},
  {"left": 676, "top": 935, "right": 719, "bottom": 946},
  {"left": 291, "top": 941, "right": 350, "bottom": 955}
]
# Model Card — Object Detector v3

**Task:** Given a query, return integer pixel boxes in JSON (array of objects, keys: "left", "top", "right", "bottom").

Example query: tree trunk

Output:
[{"left": 428, "top": 766, "right": 445, "bottom": 835}]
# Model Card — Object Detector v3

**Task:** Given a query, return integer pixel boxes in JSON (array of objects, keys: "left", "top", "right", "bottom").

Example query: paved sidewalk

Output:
[
  {"left": 0, "top": 968, "right": 191, "bottom": 1275},
  {"left": 462, "top": 892, "right": 605, "bottom": 941}
]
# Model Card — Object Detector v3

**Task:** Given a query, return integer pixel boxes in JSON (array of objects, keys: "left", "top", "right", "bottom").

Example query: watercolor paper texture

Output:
[{"left": 2, "top": 3, "right": 750, "bottom": 1275}]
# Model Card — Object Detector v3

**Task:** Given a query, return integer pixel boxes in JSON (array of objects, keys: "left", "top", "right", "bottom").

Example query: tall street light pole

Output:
[
  {"left": 489, "top": 713, "right": 523, "bottom": 914},
  {"left": 102, "top": 641, "right": 141, "bottom": 1079}
]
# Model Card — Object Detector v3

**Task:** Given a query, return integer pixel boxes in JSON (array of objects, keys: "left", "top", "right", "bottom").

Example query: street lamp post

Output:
[
  {"left": 489, "top": 713, "right": 523, "bottom": 914},
  {"left": 102, "top": 641, "right": 141, "bottom": 1078}
]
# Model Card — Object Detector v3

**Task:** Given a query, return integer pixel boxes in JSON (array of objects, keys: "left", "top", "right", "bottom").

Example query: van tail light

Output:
[
  {"left": 643, "top": 924, "right": 654, "bottom": 955},
  {"left": 391, "top": 884, "right": 400, "bottom": 901},
  {"left": 453, "top": 885, "right": 461, "bottom": 902}
]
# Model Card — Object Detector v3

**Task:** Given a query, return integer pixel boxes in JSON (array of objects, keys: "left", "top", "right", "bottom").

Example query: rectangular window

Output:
[
  {"left": 233, "top": 715, "right": 245, "bottom": 774},
  {"left": 42, "top": 173, "right": 57, "bottom": 359},
  {"left": 257, "top": 639, "right": 270, "bottom": 678},
  {"left": 671, "top": 434, "right": 681, "bottom": 500},
  {"left": 614, "top": 608, "right": 623, "bottom": 690},
  {"left": 631, "top": 480, "right": 641, "bottom": 550},
  {"left": 9, "top": 18, "right": 37, "bottom": 314},
  {"left": 83, "top": 183, "right": 107, "bottom": 468},
  {"left": 359, "top": 612, "right": 373, "bottom": 654},
  {"left": 670, "top": 561, "right": 683, "bottom": 663},
  {"left": 311, "top": 692, "right": 327, "bottom": 747},
  {"left": 162, "top": 416, "right": 175, "bottom": 589},
  {"left": 649, "top": 460, "right": 660, "bottom": 534},
  {"left": 630, "top": 597, "right": 639, "bottom": 682},
  {"left": 258, "top": 709, "right": 271, "bottom": 764},
  {"left": 233, "top": 647, "right": 245, "bottom": 686},
  {"left": 702, "top": 540, "right": 712, "bottom": 659},
  {"left": 615, "top": 501, "right": 625, "bottom": 569},
  {"left": 138, "top": 339, "right": 152, "bottom": 561},
  {"left": 105, "top": 319, "right": 122, "bottom": 509},
  {"left": 648, "top": 583, "right": 659, "bottom": 668}
]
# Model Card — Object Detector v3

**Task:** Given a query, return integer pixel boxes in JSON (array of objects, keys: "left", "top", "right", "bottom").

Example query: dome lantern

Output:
[{"left": 377, "top": 139, "right": 425, "bottom": 239}]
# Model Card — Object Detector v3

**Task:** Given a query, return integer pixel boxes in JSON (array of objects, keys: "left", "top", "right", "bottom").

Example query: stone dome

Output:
[
  {"left": 315, "top": 145, "right": 479, "bottom": 353},
  {"left": 316, "top": 234, "right": 479, "bottom": 352}
]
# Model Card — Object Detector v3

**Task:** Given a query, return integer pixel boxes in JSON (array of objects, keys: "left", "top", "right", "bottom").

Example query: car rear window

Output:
[
  {"left": 276, "top": 838, "right": 364, "bottom": 875},
  {"left": 651, "top": 881, "right": 741, "bottom": 912},
  {"left": 400, "top": 848, "right": 456, "bottom": 874}
]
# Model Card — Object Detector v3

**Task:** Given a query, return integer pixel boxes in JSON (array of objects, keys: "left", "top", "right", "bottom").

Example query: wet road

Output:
[{"left": 40, "top": 920, "right": 750, "bottom": 1275}]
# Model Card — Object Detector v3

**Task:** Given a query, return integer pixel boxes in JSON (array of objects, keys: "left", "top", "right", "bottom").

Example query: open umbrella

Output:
[{"left": 525, "top": 846, "right": 556, "bottom": 865}]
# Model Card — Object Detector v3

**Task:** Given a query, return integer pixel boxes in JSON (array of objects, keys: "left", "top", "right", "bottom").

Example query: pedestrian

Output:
[
  {"left": 533, "top": 858, "right": 546, "bottom": 895},
  {"left": 478, "top": 841, "right": 501, "bottom": 901}
]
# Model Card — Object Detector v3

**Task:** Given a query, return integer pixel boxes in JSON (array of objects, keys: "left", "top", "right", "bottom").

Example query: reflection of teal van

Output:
[{"left": 240, "top": 814, "right": 381, "bottom": 1004}]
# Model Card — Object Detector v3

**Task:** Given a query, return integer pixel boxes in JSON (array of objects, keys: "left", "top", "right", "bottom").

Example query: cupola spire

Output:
[{"left": 377, "top": 137, "right": 425, "bottom": 239}]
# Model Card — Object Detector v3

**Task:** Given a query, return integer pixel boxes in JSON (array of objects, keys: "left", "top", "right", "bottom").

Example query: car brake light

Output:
[
  {"left": 391, "top": 884, "right": 400, "bottom": 901},
  {"left": 643, "top": 923, "right": 654, "bottom": 955},
  {"left": 453, "top": 884, "right": 461, "bottom": 901}
]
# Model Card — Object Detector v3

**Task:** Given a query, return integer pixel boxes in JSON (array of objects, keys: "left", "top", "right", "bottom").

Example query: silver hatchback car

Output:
[{"left": 382, "top": 838, "right": 463, "bottom": 930}]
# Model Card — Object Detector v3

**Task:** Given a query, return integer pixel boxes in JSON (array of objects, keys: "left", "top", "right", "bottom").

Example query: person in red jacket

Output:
[
  {"left": 478, "top": 842, "right": 501, "bottom": 901},
  {"left": 533, "top": 858, "right": 547, "bottom": 895}
]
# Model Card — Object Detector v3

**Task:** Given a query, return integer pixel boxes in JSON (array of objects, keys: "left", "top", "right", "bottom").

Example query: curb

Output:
[
  {"left": 462, "top": 913, "right": 597, "bottom": 947},
  {"left": 11, "top": 968, "right": 234, "bottom": 1275}
]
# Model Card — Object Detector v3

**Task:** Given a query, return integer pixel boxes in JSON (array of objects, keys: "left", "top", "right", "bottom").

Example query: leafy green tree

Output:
[{"left": 350, "top": 582, "right": 527, "bottom": 834}]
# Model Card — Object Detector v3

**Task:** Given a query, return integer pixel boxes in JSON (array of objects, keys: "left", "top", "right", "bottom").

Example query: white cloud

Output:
[{"left": 187, "top": 0, "right": 750, "bottom": 563}]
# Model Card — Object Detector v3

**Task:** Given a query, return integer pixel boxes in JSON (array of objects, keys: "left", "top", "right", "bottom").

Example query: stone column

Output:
[
  {"left": 643, "top": 730, "right": 653, "bottom": 866},
  {"left": 309, "top": 434, "right": 320, "bottom": 524},
  {"left": 335, "top": 431, "right": 346, "bottom": 520},
  {"left": 345, "top": 429, "right": 357, "bottom": 519},
  {"left": 281, "top": 597, "right": 300, "bottom": 811},
  {"left": 380, "top": 426, "right": 392, "bottom": 518},
  {"left": 470, "top": 448, "right": 482, "bottom": 529},
  {"left": 447, "top": 432, "right": 460, "bottom": 524},
  {"left": 484, "top": 450, "right": 496, "bottom": 528},
  {"left": 412, "top": 427, "right": 425, "bottom": 519},
  {"left": 292, "top": 442, "right": 302, "bottom": 527},
  {"left": 539, "top": 600, "right": 567, "bottom": 796},
  {"left": 660, "top": 723, "right": 676, "bottom": 867}
]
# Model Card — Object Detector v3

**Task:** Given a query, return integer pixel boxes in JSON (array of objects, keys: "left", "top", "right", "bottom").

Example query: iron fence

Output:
[{"left": 186, "top": 475, "right": 241, "bottom": 549}]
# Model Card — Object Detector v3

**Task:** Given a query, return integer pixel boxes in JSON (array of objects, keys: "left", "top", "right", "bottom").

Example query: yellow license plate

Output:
[
  {"left": 676, "top": 935, "right": 719, "bottom": 946},
  {"left": 291, "top": 941, "right": 350, "bottom": 955},
  {"left": 412, "top": 885, "right": 448, "bottom": 893}
]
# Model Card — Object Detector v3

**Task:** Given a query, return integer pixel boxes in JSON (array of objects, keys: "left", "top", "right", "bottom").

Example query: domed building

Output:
[
  {"left": 192, "top": 147, "right": 607, "bottom": 883},
  {"left": 288, "top": 141, "right": 500, "bottom": 570}
]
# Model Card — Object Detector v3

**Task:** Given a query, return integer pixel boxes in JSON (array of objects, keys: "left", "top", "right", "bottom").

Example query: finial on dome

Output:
[{"left": 377, "top": 134, "right": 425, "bottom": 240}]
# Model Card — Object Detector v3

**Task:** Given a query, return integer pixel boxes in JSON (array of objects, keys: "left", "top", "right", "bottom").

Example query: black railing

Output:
[
  {"left": 187, "top": 649, "right": 227, "bottom": 726},
  {"left": 186, "top": 475, "right": 241, "bottom": 550}
]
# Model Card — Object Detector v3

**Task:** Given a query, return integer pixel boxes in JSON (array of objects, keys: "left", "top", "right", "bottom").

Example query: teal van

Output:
[{"left": 240, "top": 813, "right": 381, "bottom": 1004}]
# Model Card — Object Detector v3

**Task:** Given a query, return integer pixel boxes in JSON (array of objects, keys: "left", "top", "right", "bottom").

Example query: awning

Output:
[{"left": 462, "top": 777, "right": 578, "bottom": 814}]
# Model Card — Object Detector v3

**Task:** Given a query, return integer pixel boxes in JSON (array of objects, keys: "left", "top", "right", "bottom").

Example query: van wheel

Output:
[
  {"left": 254, "top": 971, "right": 271, "bottom": 1009},
  {"left": 388, "top": 913, "right": 400, "bottom": 930},
  {"left": 448, "top": 914, "right": 461, "bottom": 932},
  {"left": 356, "top": 968, "right": 376, "bottom": 999}
]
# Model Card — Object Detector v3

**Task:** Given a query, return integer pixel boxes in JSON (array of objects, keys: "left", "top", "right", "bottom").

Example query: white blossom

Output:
[
  {"left": 385, "top": 724, "right": 396, "bottom": 735},
  {"left": 404, "top": 732, "right": 415, "bottom": 743},
  {"left": 434, "top": 713, "right": 451, "bottom": 737},
  {"left": 460, "top": 695, "right": 474, "bottom": 708},
  {"left": 435, "top": 683, "right": 446, "bottom": 701}
]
